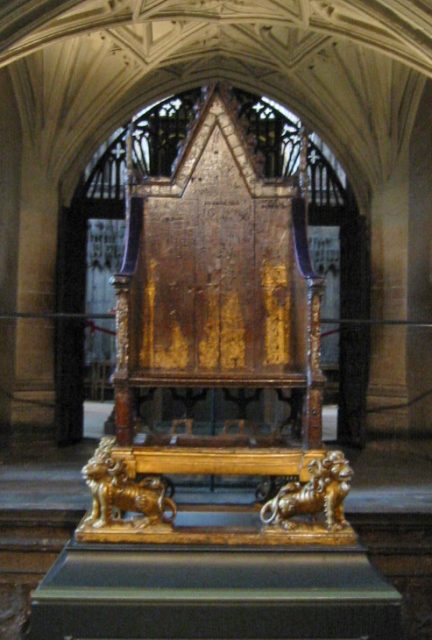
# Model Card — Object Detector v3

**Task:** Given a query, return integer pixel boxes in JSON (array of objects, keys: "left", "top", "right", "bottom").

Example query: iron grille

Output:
[{"left": 82, "top": 86, "right": 347, "bottom": 211}]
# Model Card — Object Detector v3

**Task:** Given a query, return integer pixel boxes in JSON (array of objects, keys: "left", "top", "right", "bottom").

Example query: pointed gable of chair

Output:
[{"left": 135, "top": 85, "right": 295, "bottom": 199}]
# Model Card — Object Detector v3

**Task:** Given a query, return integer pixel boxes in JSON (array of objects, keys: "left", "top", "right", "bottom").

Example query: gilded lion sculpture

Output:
[
  {"left": 82, "top": 437, "right": 177, "bottom": 529},
  {"left": 260, "top": 450, "right": 353, "bottom": 531}
]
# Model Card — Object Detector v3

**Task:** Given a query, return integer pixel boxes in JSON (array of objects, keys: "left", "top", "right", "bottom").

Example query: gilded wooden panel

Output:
[{"left": 136, "top": 120, "right": 295, "bottom": 382}]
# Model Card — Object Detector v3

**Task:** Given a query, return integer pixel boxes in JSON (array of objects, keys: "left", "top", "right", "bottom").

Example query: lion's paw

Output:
[
  {"left": 328, "top": 521, "right": 348, "bottom": 532},
  {"left": 132, "top": 517, "right": 150, "bottom": 529},
  {"left": 92, "top": 518, "right": 109, "bottom": 529}
]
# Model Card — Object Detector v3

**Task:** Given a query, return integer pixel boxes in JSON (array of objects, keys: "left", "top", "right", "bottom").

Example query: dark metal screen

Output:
[
  {"left": 84, "top": 89, "right": 201, "bottom": 200},
  {"left": 82, "top": 87, "right": 347, "bottom": 212},
  {"left": 233, "top": 89, "right": 346, "bottom": 208}
]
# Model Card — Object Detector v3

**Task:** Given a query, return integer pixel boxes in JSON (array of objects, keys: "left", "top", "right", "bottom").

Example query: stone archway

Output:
[
  {"left": 1, "top": 0, "right": 430, "bottom": 444},
  {"left": 56, "top": 85, "right": 367, "bottom": 445}
]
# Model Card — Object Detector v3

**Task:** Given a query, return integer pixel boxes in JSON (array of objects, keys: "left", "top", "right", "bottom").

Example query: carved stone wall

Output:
[
  {"left": 407, "top": 80, "right": 432, "bottom": 435},
  {"left": 366, "top": 155, "right": 411, "bottom": 436},
  {"left": 0, "top": 68, "right": 21, "bottom": 435},
  {"left": 0, "top": 583, "right": 33, "bottom": 640},
  {"left": 8, "top": 149, "right": 58, "bottom": 443},
  {"left": 359, "top": 515, "right": 432, "bottom": 640}
]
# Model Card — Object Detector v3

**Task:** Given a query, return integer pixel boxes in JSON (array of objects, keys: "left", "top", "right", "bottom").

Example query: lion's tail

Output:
[
  {"left": 260, "top": 496, "right": 278, "bottom": 525},
  {"left": 162, "top": 496, "right": 177, "bottom": 523}
]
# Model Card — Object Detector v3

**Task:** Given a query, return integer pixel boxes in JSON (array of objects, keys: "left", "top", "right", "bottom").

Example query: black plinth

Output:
[{"left": 29, "top": 541, "right": 402, "bottom": 640}]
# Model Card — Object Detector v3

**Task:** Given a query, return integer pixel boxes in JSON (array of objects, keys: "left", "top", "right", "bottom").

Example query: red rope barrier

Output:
[
  {"left": 85, "top": 319, "right": 116, "bottom": 336},
  {"left": 84, "top": 319, "right": 339, "bottom": 340},
  {"left": 321, "top": 328, "right": 340, "bottom": 339}
]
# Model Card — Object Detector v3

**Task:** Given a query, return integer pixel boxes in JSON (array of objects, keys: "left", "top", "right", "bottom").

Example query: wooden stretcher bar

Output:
[{"left": 112, "top": 445, "right": 325, "bottom": 480}]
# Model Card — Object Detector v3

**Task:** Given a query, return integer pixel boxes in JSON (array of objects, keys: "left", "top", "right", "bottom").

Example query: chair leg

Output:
[
  {"left": 302, "top": 386, "right": 323, "bottom": 449},
  {"left": 115, "top": 386, "right": 134, "bottom": 445}
]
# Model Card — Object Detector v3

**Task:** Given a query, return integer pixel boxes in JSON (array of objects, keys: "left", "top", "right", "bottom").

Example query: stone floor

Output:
[
  {"left": 83, "top": 400, "right": 114, "bottom": 439},
  {"left": 0, "top": 429, "right": 431, "bottom": 516}
]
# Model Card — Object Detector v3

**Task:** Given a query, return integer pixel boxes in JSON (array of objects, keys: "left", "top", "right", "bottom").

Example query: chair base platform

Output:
[{"left": 28, "top": 541, "right": 402, "bottom": 640}]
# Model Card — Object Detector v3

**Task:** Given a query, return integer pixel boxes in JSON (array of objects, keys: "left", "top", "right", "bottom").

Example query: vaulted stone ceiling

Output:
[
  {"left": 2, "top": 0, "right": 432, "bottom": 72},
  {"left": 1, "top": 0, "right": 431, "bottom": 208}
]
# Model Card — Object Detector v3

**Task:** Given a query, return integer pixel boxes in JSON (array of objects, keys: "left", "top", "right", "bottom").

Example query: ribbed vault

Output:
[
  {"left": 1, "top": 0, "right": 430, "bottom": 211},
  {"left": 1, "top": 0, "right": 432, "bottom": 75}
]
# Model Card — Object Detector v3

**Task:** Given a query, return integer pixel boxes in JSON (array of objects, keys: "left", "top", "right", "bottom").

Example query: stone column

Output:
[
  {"left": 367, "top": 153, "right": 410, "bottom": 437},
  {"left": 407, "top": 80, "right": 432, "bottom": 436},
  {"left": 0, "top": 69, "right": 21, "bottom": 442},
  {"left": 9, "top": 147, "right": 59, "bottom": 447}
]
